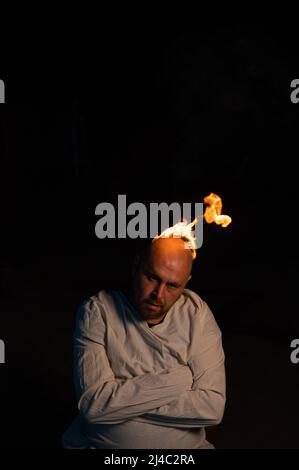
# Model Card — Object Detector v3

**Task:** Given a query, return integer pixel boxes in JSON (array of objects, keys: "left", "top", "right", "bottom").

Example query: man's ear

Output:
[{"left": 187, "top": 274, "right": 192, "bottom": 282}]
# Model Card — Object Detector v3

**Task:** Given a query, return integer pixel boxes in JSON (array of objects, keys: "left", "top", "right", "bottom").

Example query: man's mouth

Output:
[{"left": 145, "top": 301, "right": 162, "bottom": 311}]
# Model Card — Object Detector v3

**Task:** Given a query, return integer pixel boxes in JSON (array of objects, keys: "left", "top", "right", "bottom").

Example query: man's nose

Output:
[{"left": 152, "top": 283, "right": 165, "bottom": 301}]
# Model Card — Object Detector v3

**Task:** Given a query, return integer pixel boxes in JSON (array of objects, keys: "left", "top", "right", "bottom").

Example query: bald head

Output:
[{"left": 148, "top": 237, "right": 193, "bottom": 278}]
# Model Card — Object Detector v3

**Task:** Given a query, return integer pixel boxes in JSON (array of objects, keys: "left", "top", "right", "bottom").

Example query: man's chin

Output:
[{"left": 140, "top": 304, "right": 164, "bottom": 320}]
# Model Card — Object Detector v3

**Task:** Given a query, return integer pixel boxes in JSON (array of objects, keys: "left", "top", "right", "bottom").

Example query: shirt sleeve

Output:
[
  {"left": 136, "top": 303, "right": 226, "bottom": 428},
  {"left": 73, "top": 298, "right": 194, "bottom": 425}
]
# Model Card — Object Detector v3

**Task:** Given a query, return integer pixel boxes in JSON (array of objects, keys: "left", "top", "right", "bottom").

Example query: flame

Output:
[
  {"left": 154, "top": 219, "right": 198, "bottom": 259},
  {"left": 203, "top": 192, "right": 232, "bottom": 228},
  {"left": 153, "top": 192, "right": 232, "bottom": 259}
]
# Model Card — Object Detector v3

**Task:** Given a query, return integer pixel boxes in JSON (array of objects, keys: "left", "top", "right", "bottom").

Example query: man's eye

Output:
[{"left": 168, "top": 284, "right": 177, "bottom": 289}]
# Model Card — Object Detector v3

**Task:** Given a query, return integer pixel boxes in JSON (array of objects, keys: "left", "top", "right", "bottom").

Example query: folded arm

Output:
[
  {"left": 136, "top": 308, "right": 226, "bottom": 428},
  {"left": 74, "top": 300, "right": 193, "bottom": 425}
]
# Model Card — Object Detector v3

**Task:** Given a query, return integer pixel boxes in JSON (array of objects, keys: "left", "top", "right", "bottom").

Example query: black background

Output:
[{"left": 1, "top": 22, "right": 299, "bottom": 448}]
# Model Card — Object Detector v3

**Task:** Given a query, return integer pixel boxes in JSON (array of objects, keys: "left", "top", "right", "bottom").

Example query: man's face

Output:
[{"left": 131, "top": 238, "right": 193, "bottom": 324}]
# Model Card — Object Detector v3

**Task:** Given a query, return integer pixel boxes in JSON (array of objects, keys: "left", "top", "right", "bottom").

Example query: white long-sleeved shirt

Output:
[{"left": 62, "top": 288, "right": 226, "bottom": 449}]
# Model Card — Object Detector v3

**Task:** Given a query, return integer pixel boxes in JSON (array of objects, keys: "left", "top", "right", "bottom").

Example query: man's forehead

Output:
[{"left": 144, "top": 260, "right": 185, "bottom": 285}]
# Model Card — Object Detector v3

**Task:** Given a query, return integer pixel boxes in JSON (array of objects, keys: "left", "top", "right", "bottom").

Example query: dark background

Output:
[{"left": 1, "top": 22, "right": 299, "bottom": 448}]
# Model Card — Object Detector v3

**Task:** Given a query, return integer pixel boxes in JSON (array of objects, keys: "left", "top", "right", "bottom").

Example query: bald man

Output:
[{"left": 63, "top": 237, "right": 226, "bottom": 449}]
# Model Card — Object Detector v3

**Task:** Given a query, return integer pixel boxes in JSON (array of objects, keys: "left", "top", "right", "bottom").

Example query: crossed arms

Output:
[{"left": 74, "top": 299, "right": 226, "bottom": 428}]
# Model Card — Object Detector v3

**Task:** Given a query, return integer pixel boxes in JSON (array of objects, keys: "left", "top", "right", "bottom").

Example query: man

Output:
[{"left": 63, "top": 237, "right": 226, "bottom": 449}]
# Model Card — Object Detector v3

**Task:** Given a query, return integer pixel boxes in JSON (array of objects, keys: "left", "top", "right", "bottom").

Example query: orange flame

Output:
[
  {"left": 203, "top": 192, "right": 232, "bottom": 228},
  {"left": 154, "top": 219, "right": 198, "bottom": 259},
  {"left": 153, "top": 192, "right": 232, "bottom": 259}
]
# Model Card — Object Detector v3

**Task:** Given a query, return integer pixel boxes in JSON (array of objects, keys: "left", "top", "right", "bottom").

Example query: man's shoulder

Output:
[
  {"left": 81, "top": 289, "right": 115, "bottom": 307},
  {"left": 76, "top": 290, "right": 111, "bottom": 320},
  {"left": 182, "top": 289, "right": 219, "bottom": 329},
  {"left": 75, "top": 290, "right": 113, "bottom": 338},
  {"left": 182, "top": 288, "right": 207, "bottom": 311}
]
